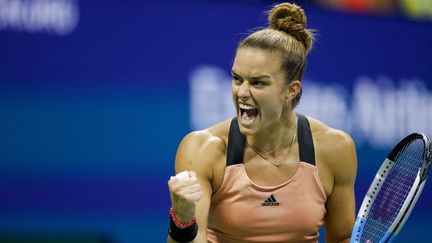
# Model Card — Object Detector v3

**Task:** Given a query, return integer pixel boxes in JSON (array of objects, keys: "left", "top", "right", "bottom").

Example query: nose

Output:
[{"left": 237, "top": 81, "right": 251, "bottom": 101}]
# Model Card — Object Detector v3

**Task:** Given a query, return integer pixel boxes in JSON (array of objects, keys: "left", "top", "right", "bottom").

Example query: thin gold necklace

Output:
[{"left": 248, "top": 118, "right": 298, "bottom": 167}]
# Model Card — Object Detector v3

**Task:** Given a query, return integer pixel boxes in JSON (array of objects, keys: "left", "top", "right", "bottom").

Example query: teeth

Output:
[{"left": 239, "top": 103, "right": 256, "bottom": 110}]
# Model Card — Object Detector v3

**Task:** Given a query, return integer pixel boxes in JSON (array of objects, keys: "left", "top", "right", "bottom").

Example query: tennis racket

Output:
[{"left": 350, "top": 132, "right": 432, "bottom": 243}]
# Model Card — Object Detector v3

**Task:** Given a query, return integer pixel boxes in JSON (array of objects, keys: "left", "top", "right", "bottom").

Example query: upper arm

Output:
[
  {"left": 171, "top": 131, "right": 225, "bottom": 242},
  {"left": 324, "top": 131, "right": 357, "bottom": 243}
]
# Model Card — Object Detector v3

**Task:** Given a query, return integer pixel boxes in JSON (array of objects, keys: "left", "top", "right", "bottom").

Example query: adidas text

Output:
[{"left": 262, "top": 202, "right": 280, "bottom": 206}]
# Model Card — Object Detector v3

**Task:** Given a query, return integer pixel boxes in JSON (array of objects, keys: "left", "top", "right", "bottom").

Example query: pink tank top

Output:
[{"left": 207, "top": 114, "right": 327, "bottom": 242}]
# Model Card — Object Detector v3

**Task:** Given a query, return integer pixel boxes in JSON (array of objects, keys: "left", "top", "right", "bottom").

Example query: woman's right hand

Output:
[{"left": 168, "top": 171, "right": 203, "bottom": 223}]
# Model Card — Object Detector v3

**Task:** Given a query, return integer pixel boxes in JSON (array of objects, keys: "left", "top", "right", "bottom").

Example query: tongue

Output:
[{"left": 242, "top": 109, "right": 258, "bottom": 122}]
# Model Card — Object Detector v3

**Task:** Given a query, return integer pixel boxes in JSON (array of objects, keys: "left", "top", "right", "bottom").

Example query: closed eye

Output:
[
  {"left": 232, "top": 74, "right": 242, "bottom": 84},
  {"left": 252, "top": 80, "right": 266, "bottom": 87}
]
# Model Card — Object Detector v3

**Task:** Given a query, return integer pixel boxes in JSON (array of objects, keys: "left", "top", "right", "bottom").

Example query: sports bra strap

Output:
[
  {"left": 227, "top": 117, "right": 244, "bottom": 166},
  {"left": 297, "top": 113, "right": 316, "bottom": 165}
]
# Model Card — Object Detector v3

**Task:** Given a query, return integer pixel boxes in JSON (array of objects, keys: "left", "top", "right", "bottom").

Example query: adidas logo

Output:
[{"left": 261, "top": 194, "right": 280, "bottom": 207}]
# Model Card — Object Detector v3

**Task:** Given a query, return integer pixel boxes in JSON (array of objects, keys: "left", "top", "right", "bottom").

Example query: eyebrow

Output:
[{"left": 231, "top": 70, "right": 271, "bottom": 80}]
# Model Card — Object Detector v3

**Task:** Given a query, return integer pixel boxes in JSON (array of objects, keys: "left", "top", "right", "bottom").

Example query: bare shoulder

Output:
[
  {"left": 175, "top": 119, "right": 231, "bottom": 180},
  {"left": 307, "top": 116, "right": 357, "bottom": 180},
  {"left": 308, "top": 116, "right": 355, "bottom": 153}
]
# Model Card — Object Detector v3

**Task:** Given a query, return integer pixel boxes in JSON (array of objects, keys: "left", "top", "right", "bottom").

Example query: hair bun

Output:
[
  {"left": 269, "top": 3, "right": 306, "bottom": 31},
  {"left": 268, "top": 3, "right": 313, "bottom": 51}
]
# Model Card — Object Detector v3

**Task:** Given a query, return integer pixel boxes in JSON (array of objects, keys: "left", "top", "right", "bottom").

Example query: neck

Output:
[{"left": 246, "top": 112, "right": 297, "bottom": 154}]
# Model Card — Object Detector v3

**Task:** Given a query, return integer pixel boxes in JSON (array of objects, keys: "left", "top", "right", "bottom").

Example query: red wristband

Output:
[{"left": 170, "top": 207, "right": 197, "bottom": 228}]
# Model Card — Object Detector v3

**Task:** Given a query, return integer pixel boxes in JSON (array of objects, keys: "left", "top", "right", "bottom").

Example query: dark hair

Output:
[{"left": 238, "top": 2, "right": 315, "bottom": 108}]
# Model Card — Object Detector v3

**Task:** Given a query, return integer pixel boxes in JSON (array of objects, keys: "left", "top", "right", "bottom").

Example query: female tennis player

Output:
[{"left": 167, "top": 2, "right": 357, "bottom": 242}]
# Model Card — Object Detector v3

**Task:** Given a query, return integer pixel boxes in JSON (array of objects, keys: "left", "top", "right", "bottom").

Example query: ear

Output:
[{"left": 285, "top": 80, "right": 301, "bottom": 102}]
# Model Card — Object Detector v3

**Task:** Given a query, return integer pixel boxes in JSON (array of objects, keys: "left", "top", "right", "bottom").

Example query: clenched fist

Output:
[{"left": 168, "top": 171, "right": 203, "bottom": 222}]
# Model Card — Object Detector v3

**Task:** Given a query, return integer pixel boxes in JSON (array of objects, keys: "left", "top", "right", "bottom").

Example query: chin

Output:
[{"left": 237, "top": 117, "right": 259, "bottom": 135}]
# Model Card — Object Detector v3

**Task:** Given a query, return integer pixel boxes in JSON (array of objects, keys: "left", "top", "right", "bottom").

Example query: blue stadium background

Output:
[{"left": 1, "top": 0, "right": 431, "bottom": 242}]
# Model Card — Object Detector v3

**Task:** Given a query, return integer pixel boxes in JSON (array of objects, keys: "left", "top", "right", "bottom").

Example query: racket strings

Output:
[{"left": 359, "top": 139, "right": 424, "bottom": 242}]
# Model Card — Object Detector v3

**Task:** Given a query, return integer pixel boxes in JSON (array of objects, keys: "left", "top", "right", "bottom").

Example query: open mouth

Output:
[{"left": 239, "top": 103, "right": 258, "bottom": 125}]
